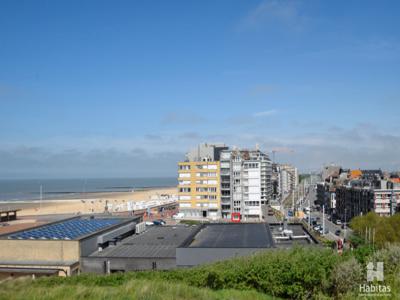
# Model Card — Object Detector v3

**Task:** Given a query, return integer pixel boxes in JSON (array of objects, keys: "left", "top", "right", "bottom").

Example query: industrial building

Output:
[
  {"left": 83, "top": 222, "right": 317, "bottom": 272},
  {"left": 0, "top": 218, "right": 317, "bottom": 277},
  {"left": 0, "top": 215, "right": 141, "bottom": 278},
  {"left": 176, "top": 223, "right": 273, "bottom": 266},
  {"left": 177, "top": 223, "right": 316, "bottom": 267},
  {"left": 82, "top": 225, "right": 200, "bottom": 273}
]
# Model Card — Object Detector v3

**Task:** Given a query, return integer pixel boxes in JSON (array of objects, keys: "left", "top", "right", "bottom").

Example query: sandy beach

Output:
[{"left": 0, "top": 187, "right": 177, "bottom": 217}]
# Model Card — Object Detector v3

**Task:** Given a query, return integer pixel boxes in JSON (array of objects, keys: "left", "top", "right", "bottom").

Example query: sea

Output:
[{"left": 0, "top": 177, "right": 177, "bottom": 202}]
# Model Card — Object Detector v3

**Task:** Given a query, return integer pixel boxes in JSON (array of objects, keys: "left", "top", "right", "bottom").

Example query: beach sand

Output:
[{"left": 0, "top": 187, "right": 177, "bottom": 217}]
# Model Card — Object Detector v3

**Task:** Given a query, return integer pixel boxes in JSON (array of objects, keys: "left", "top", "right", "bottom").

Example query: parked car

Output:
[
  {"left": 313, "top": 225, "right": 321, "bottom": 231},
  {"left": 153, "top": 219, "right": 166, "bottom": 226},
  {"left": 335, "top": 229, "right": 341, "bottom": 236},
  {"left": 335, "top": 219, "right": 342, "bottom": 225},
  {"left": 173, "top": 213, "right": 184, "bottom": 220},
  {"left": 341, "top": 223, "right": 347, "bottom": 229}
]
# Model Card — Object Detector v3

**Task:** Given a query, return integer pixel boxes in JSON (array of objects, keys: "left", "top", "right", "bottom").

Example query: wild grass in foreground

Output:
[
  {"left": 0, "top": 243, "right": 399, "bottom": 299},
  {"left": 0, "top": 277, "right": 276, "bottom": 300}
]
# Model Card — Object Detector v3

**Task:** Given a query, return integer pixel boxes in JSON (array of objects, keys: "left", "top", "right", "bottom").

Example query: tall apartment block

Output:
[
  {"left": 271, "top": 164, "right": 298, "bottom": 203},
  {"left": 220, "top": 148, "right": 273, "bottom": 221},
  {"left": 177, "top": 144, "right": 228, "bottom": 220},
  {"left": 279, "top": 164, "right": 298, "bottom": 200}
]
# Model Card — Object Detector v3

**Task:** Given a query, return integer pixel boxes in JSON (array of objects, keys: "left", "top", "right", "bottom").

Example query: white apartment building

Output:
[
  {"left": 220, "top": 148, "right": 272, "bottom": 221},
  {"left": 279, "top": 164, "right": 298, "bottom": 201}
]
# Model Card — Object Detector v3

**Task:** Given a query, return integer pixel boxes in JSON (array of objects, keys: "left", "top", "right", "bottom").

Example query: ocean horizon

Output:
[{"left": 0, "top": 177, "right": 177, "bottom": 202}]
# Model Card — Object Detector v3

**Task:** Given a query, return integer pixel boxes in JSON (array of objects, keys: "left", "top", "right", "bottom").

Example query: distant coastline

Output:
[{"left": 0, "top": 177, "right": 177, "bottom": 202}]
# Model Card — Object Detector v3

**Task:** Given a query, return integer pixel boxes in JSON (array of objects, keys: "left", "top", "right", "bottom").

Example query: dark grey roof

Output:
[
  {"left": 89, "top": 225, "right": 199, "bottom": 258},
  {"left": 0, "top": 260, "right": 78, "bottom": 266},
  {"left": 188, "top": 224, "right": 274, "bottom": 248},
  {"left": 0, "top": 268, "right": 59, "bottom": 274}
]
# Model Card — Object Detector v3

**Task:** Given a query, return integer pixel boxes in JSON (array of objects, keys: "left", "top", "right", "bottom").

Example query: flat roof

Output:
[
  {"left": 4, "top": 216, "right": 134, "bottom": 241},
  {"left": 0, "top": 209, "right": 20, "bottom": 214},
  {"left": 0, "top": 267, "right": 59, "bottom": 275},
  {"left": 187, "top": 223, "right": 274, "bottom": 248},
  {"left": 89, "top": 225, "right": 200, "bottom": 258}
]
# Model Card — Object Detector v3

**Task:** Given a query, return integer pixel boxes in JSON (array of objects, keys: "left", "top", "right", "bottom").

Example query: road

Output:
[{"left": 298, "top": 186, "right": 350, "bottom": 241}]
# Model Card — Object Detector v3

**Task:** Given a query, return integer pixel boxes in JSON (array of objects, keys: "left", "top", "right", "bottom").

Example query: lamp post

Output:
[{"left": 344, "top": 208, "right": 347, "bottom": 239}]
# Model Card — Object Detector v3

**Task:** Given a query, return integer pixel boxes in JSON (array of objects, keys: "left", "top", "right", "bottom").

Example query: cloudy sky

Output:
[{"left": 1, "top": 0, "right": 400, "bottom": 178}]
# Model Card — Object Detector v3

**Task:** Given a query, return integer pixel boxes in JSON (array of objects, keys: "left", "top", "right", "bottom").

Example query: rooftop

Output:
[
  {"left": 5, "top": 216, "right": 129, "bottom": 241},
  {"left": 187, "top": 223, "right": 274, "bottom": 248},
  {"left": 89, "top": 225, "right": 200, "bottom": 258}
]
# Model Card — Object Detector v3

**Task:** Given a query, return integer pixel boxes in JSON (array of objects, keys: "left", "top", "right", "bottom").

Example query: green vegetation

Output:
[
  {"left": 298, "top": 174, "right": 311, "bottom": 183},
  {"left": 350, "top": 212, "right": 400, "bottom": 248},
  {"left": 1, "top": 244, "right": 399, "bottom": 299},
  {"left": 0, "top": 277, "right": 275, "bottom": 300},
  {"left": 1, "top": 213, "right": 400, "bottom": 299}
]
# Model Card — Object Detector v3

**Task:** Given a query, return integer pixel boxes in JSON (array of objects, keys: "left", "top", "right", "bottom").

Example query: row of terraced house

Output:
[{"left": 316, "top": 166, "right": 400, "bottom": 223}]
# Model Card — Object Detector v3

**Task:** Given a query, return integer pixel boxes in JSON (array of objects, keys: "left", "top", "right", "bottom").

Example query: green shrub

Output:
[{"left": 330, "top": 257, "right": 363, "bottom": 296}]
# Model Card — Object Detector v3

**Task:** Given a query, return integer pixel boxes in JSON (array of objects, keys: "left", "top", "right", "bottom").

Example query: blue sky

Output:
[{"left": 1, "top": 0, "right": 400, "bottom": 178}]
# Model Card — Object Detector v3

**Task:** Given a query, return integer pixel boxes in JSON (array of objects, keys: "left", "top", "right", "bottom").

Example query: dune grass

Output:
[{"left": 0, "top": 277, "right": 277, "bottom": 300}]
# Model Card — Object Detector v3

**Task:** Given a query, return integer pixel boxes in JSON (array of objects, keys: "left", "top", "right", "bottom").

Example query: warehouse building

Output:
[
  {"left": 176, "top": 223, "right": 274, "bottom": 267},
  {"left": 83, "top": 223, "right": 316, "bottom": 272},
  {"left": 82, "top": 225, "right": 200, "bottom": 273},
  {"left": 0, "top": 215, "right": 141, "bottom": 278}
]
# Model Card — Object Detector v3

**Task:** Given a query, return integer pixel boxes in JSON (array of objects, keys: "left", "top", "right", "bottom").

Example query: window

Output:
[
  {"left": 152, "top": 262, "right": 157, "bottom": 270},
  {"left": 179, "top": 187, "right": 191, "bottom": 193},
  {"left": 179, "top": 165, "right": 190, "bottom": 170},
  {"left": 179, "top": 173, "right": 190, "bottom": 178},
  {"left": 178, "top": 180, "right": 191, "bottom": 185}
]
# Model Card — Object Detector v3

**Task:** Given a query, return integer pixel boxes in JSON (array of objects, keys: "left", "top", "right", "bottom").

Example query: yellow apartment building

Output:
[{"left": 177, "top": 160, "right": 221, "bottom": 219}]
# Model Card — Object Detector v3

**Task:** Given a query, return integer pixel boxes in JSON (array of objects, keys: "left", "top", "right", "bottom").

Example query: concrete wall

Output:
[
  {"left": 176, "top": 248, "right": 268, "bottom": 267},
  {"left": 80, "top": 235, "right": 101, "bottom": 257},
  {"left": 81, "top": 257, "right": 176, "bottom": 273},
  {"left": 0, "top": 240, "right": 80, "bottom": 262}
]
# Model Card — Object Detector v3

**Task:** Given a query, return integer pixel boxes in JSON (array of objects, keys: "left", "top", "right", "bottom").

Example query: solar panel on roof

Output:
[{"left": 8, "top": 218, "right": 122, "bottom": 240}]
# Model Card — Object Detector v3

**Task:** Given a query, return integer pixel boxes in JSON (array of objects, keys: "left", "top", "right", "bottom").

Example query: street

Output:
[{"left": 298, "top": 185, "right": 351, "bottom": 241}]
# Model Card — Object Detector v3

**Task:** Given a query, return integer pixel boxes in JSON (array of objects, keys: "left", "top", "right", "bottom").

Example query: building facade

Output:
[
  {"left": 177, "top": 144, "right": 226, "bottom": 220},
  {"left": 178, "top": 160, "right": 221, "bottom": 219},
  {"left": 335, "top": 184, "right": 400, "bottom": 222},
  {"left": 220, "top": 148, "right": 273, "bottom": 221},
  {"left": 277, "top": 164, "right": 298, "bottom": 202}
]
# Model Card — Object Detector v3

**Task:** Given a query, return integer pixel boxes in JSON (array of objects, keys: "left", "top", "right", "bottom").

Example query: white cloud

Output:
[
  {"left": 238, "top": 0, "right": 306, "bottom": 32},
  {"left": 1, "top": 123, "right": 400, "bottom": 178},
  {"left": 253, "top": 109, "right": 278, "bottom": 117}
]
